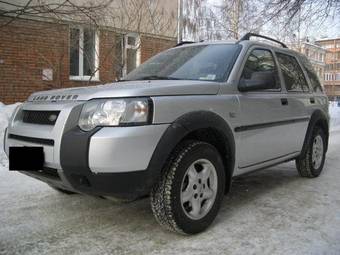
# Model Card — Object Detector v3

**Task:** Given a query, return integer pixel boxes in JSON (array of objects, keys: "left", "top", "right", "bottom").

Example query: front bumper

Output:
[{"left": 4, "top": 101, "right": 169, "bottom": 199}]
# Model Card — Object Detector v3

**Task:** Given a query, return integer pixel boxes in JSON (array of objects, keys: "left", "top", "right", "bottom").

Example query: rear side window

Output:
[
  {"left": 276, "top": 53, "right": 309, "bottom": 92},
  {"left": 299, "top": 56, "right": 323, "bottom": 93}
]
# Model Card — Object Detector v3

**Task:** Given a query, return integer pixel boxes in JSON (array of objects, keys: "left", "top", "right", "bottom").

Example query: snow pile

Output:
[
  {"left": 0, "top": 102, "right": 21, "bottom": 167},
  {"left": 329, "top": 102, "right": 340, "bottom": 132}
]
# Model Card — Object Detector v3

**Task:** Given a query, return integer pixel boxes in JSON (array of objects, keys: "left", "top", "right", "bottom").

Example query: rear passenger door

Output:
[
  {"left": 275, "top": 52, "right": 311, "bottom": 153},
  {"left": 237, "top": 48, "right": 308, "bottom": 169}
]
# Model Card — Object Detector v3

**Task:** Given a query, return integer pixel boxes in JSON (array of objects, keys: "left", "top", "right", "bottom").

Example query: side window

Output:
[
  {"left": 276, "top": 53, "right": 309, "bottom": 92},
  {"left": 240, "top": 49, "right": 280, "bottom": 89},
  {"left": 300, "top": 55, "right": 323, "bottom": 93}
]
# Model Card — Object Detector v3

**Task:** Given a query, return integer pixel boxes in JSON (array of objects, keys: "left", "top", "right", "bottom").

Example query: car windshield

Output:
[{"left": 124, "top": 44, "right": 241, "bottom": 82}]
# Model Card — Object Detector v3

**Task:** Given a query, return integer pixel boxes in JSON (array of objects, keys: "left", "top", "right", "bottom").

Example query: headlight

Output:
[{"left": 78, "top": 98, "right": 152, "bottom": 131}]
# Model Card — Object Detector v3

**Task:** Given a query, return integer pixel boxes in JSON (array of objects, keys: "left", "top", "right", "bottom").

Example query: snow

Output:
[
  {"left": 0, "top": 102, "right": 340, "bottom": 254},
  {"left": 329, "top": 101, "right": 340, "bottom": 132},
  {"left": 0, "top": 102, "right": 21, "bottom": 167}
]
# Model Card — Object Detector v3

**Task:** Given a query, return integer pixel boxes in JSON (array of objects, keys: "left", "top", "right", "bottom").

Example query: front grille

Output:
[{"left": 22, "top": 110, "right": 60, "bottom": 125}]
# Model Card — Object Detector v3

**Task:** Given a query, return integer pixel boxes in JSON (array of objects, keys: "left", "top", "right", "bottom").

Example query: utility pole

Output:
[{"left": 177, "top": 0, "right": 183, "bottom": 43}]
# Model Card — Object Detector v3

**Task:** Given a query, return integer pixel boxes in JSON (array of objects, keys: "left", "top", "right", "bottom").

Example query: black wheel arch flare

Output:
[
  {"left": 147, "top": 111, "right": 236, "bottom": 192},
  {"left": 300, "top": 109, "right": 329, "bottom": 158}
]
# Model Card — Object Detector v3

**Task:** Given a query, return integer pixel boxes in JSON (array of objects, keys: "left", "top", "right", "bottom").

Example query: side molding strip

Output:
[{"left": 234, "top": 117, "right": 310, "bottom": 132}]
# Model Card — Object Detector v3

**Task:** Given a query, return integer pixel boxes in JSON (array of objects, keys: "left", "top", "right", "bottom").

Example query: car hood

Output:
[{"left": 28, "top": 80, "right": 220, "bottom": 102}]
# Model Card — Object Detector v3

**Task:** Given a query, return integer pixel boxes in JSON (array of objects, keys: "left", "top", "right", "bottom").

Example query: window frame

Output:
[
  {"left": 69, "top": 26, "right": 100, "bottom": 81},
  {"left": 274, "top": 51, "right": 311, "bottom": 94},
  {"left": 122, "top": 33, "right": 141, "bottom": 76},
  {"left": 237, "top": 46, "right": 282, "bottom": 93}
]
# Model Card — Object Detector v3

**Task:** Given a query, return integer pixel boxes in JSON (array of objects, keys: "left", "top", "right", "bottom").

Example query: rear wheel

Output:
[
  {"left": 296, "top": 126, "right": 326, "bottom": 178},
  {"left": 150, "top": 140, "right": 225, "bottom": 234}
]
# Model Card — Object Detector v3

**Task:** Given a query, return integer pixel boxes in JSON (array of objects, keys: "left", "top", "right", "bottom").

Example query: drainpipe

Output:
[{"left": 177, "top": 0, "right": 183, "bottom": 43}]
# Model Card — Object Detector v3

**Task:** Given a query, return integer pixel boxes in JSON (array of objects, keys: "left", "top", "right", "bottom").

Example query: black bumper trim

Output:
[
  {"left": 60, "top": 125, "right": 152, "bottom": 199},
  {"left": 21, "top": 167, "right": 60, "bottom": 180},
  {"left": 8, "top": 134, "right": 54, "bottom": 146}
]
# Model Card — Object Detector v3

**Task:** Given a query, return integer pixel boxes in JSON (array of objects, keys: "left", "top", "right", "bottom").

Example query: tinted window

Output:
[
  {"left": 276, "top": 53, "right": 309, "bottom": 92},
  {"left": 70, "top": 28, "right": 80, "bottom": 76},
  {"left": 240, "top": 49, "right": 280, "bottom": 89},
  {"left": 83, "top": 29, "right": 96, "bottom": 76},
  {"left": 299, "top": 55, "right": 323, "bottom": 93},
  {"left": 124, "top": 44, "right": 241, "bottom": 82}
]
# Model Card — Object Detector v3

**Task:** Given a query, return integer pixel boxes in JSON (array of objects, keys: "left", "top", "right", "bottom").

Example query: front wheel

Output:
[
  {"left": 150, "top": 140, "right": 225, "bottom": 234},
  {"left": 296, "top": 126, "right": 326, "bottom": 178}
]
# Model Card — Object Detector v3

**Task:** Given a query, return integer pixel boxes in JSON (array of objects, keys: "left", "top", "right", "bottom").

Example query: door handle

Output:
[
  {"left": 310, "top": 97, "right": 315, "bottom": 104},
  {"left": 281, "top": 98, "right": 288, "bottom": 105}
]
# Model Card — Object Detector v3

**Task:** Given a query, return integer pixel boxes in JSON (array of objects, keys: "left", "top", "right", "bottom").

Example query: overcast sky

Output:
[
  {"left": 308, "top": 16, "right": 340, "bottom": 39},
  {"left": 206, "top": 0, "right": 340, "bottom": 40}
]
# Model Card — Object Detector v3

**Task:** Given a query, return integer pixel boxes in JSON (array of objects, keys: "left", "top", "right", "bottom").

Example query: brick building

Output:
[
  {"left": 316, "top": 38, "right": 340, "bottom": 100},
  {"left": 0, "top": 1, "right": 177, "bottom": 104},
  {"left": 299, "top": 42, "right": 326, "bottom": 82}
]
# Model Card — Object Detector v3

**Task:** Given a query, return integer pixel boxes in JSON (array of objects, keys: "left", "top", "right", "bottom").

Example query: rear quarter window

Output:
[{"left": 299, "top": 55, "right": 323, "bottom": 93}]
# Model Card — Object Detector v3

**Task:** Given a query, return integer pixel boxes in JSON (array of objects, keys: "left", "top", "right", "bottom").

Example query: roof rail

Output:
[
  {"left": 175, "top": 41, "right": 195, "bottom": 47},
  {"left": 239, "top": 33, "right": 288, "bottom": 48}
]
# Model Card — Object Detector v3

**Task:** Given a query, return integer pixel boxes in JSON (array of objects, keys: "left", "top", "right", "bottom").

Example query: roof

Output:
[
  {"left": 301, "top": 42, "right": 326, "bottom": 51},
  {"left": 315, "top": 37, "right": 340, "bottom": 42}
]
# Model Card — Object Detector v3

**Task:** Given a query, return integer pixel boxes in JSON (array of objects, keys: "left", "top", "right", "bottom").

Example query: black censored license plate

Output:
[{"left": 9, "top": 147, "right": 44, "bottom": 171}]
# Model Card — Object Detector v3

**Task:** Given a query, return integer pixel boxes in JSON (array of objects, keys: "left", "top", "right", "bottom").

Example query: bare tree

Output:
[
  {"left": 264, "top": 0, "right": 340, "bottom": 22},
  {"left": 182, "top": 0, "right": 264, "bottom": 41},
  {"left": 0, "top": 0, "right": 113, "bottom": 28},
  {"left": 260, "top": 0, "right": 340, "bottom": 44},
  {"left": 85, "top": 0, "right": 176, "bottom": 81},
  {"left": 214, "top": 0, "right": 263, "bottom": 39}
]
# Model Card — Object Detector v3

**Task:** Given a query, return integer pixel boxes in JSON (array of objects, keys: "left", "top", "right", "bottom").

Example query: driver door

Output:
[{"left": 237, "top": 48, "right": 299, "bottom": 168}]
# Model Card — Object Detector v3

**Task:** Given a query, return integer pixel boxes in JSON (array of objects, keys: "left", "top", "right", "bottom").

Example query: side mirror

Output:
[{"left": 239, "top": 71, "right": 276, "bottom": 92}]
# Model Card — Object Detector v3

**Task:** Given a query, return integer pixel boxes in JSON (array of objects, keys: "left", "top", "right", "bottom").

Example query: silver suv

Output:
[{"left": 4, "top": 33, "right": 329, "bottom": 234}]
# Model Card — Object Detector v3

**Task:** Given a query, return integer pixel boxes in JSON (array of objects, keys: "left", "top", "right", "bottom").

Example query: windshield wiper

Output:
[{"left": 138, "top": 75, "right": 180, "bottom": 80}]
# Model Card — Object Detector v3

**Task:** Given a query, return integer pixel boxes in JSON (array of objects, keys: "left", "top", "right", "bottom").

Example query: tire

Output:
[
  {"left": 296, "top": 126, "right": 326, "bottom": 178},
  {"left": 49, "top": 185, "right": 77, "bottom": 195},
  {"left": 150, "top": 140, "right": 226, "bottom": 234}
]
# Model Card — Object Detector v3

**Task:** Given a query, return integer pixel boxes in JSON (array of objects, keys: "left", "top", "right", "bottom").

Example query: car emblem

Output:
[{"left": 48, "top": 114, "right": 57, "bottom": 122}]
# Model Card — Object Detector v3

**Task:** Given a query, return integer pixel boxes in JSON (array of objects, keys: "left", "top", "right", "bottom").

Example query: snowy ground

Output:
[{"left": 1, "top": 103, "right": 340, "bottom": 255}]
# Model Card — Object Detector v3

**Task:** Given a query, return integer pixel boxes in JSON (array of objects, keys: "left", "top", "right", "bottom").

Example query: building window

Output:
[
  {"left": 114, "top": 33, "right": 141, "bottom": 78},
  {"left": 69, "top": 27, "right": 99, "bottom": 81},
  {"left": 124, "top": 33, "right": 141, "bottom": 75},
  {"left": 305, "top": 48, "right": 309, "bottom": 57},
  {"left": 325, "top": 73, "right": 338, "bottom": 81},
  {"left": 319, "top": 53, "right": 323, "bottom": 62}
]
